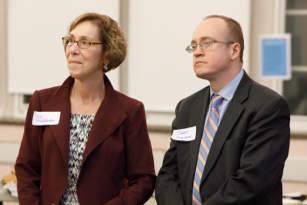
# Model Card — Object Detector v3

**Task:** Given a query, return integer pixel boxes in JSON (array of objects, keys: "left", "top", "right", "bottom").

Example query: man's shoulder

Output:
[
  {"left": 237, "top": 76, "right": 288, "bottom": 112},
  {"left": 180, "top": 86, "right": 210, "bottom": 104},
  {"left": 236, "top": 72, "right": 285, "bottom": 102},
  {"left": 249, "top": 79, "right": 283, "bottom": 100}
]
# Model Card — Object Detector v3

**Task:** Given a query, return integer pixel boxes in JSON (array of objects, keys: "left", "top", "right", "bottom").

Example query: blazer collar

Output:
[{"left": 41, "top": 75, "right": 126, "bottom": 169}]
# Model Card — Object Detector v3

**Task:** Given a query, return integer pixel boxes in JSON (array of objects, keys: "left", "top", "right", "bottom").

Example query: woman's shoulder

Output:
[
  {"left": 113, "top": 90, "right": 144, "bottom": 111},
  {"left": 114, "top": 90, "right": 142, "bottom": 104},
  {"left": 32, "top": 85, "right": 65, "bottom": 108},
  {"left": 33, "top": 77, "right": 73, "bottom": 106},
  {"left": 36, "top": 85, "right": 61, "bottom": 96}
]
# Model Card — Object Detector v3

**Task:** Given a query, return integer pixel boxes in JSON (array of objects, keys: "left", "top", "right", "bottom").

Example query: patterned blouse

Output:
[{"left": 59, "top": 113, "right": 95, "bottom": 205}]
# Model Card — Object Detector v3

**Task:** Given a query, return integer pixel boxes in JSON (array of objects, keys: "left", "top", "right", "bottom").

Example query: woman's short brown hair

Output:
[{"left": 68, "top": 13, "right": 127, "bottom": 72}]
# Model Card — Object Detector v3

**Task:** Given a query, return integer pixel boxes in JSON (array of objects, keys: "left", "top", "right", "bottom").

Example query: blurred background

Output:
[{"left": 0, "top": 0, "right": 307, "bottom": 204}]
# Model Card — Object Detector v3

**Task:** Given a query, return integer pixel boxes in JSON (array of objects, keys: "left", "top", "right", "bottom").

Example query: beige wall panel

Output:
[
  {"left": 127, "top": 0, "right": 251, "bottom": 127},
  {"left": 8, "top": 0, "right": 120, "bottom": 94}
]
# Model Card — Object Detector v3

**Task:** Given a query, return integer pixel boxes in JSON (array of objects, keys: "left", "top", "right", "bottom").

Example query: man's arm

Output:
[
  {"left": 204, "top": 97, "right": 290, "bottom": 205},
  {"left": 156, "top": 101, "right": 186, "bottom": 205}
]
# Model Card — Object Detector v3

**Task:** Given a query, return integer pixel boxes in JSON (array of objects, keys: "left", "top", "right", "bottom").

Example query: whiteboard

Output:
[{"left": 8, "top": 0, "right": 120, "bottom": 94}]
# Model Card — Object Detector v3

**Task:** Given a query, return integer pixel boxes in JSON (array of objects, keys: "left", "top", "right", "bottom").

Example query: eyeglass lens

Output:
[{"left": 63, "top": 38, "right": 91, "bottom": 49}]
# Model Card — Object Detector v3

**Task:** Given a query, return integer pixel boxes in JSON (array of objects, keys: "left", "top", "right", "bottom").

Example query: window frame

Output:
[{"left": 275, "top": 0, "right": 307, "bottom": 136}]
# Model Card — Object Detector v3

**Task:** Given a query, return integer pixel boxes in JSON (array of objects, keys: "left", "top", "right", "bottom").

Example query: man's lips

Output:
[
  {"left": 195, "top": 61, "right": 206, "bottom": 65},
  {"left": 69, "top": 60, "right": 82, "bottom": 64}
]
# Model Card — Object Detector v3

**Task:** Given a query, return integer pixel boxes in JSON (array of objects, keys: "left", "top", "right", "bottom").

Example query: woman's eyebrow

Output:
[{"left": 68, "top": 34, "right": 95, "bottom": 40}]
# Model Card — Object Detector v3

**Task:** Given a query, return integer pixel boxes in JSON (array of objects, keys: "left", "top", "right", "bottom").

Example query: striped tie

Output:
[{"left": 192, "top": 94, "right": 223, "bottom": 205}]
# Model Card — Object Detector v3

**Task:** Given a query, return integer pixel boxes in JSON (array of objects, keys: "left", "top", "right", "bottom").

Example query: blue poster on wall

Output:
[{"left": 260, "top": 34, "right": 291, "bottom": 80}]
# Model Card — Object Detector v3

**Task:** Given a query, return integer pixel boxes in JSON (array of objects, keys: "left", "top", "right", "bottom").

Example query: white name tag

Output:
[
  {"left": 171, "top": 126, "right": 196, "bottom": 141},
  {"left": 32, "top": 111, "right": 61, "bottom": 126}
]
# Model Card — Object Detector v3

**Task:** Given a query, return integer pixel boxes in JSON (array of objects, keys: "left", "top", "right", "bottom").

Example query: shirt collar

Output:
[{"left": 210, "top": 69, "right": 244, "bottom": 101}]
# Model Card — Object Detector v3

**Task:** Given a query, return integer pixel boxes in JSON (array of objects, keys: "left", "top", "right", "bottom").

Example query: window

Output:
[
  {"left": 283, "top": 0, "right": 307, "bottom": 115},
  {"left": 23, "top": 95, "right": 32, "bottom": 104},
  {"left": 13, "top": 94, "right": 31, "bottom": 119}
]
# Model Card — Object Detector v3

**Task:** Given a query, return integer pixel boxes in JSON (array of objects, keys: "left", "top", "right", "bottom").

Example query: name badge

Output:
[
  {"left": 32, "top": 111, "right": 61, "bottom": 126},
  {"left": 171, "top": 126, "right": 196, "bottom": 141}
]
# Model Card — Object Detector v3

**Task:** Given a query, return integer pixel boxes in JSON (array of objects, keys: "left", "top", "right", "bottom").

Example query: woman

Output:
[{"left": 15, "top": 13, "right": 156, "bottom": 205}]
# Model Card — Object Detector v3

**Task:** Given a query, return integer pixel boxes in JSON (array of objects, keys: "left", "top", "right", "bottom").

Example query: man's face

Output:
[{"left": 192, "top": 18, "right": 233, "bottom": 81}]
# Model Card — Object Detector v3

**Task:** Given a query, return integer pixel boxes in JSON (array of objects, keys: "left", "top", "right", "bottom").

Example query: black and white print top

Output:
[{"left": 59, "top": 113, "right": 95, "bottom": 205}]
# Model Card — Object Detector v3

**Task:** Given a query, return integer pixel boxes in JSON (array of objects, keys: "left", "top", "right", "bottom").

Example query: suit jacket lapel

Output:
[
  {"left": 200, "top": 99, "right": 244, "bottom": 184},
  {"left": 200, "top": 71, "right": 252, "bottom": 184},
  {"left": 82, "top": 75, "right": 126, "bottom": 164},
  {"left": 189, "top": 87, "right": 210, "bottom": 178}
]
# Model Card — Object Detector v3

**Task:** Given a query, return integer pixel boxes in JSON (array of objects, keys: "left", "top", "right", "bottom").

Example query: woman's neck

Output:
[{"left": 70, "top": 74, "right": 106, "bottom": 115}]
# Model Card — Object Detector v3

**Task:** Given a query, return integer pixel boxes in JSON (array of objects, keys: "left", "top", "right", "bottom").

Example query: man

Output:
[{"left": 155, "top": 15, "right": 290, "bottom": 205}]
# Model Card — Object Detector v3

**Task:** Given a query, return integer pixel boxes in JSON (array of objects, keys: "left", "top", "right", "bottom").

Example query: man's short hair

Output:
[{"left": 205, "top": 15, "right": 244, "bottom": 63}]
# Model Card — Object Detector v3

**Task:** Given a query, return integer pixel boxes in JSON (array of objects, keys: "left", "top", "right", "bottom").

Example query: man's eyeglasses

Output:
[
  {"left": 185, "top": 40, "right": 234, "bottom": 53},
  {"left": 62, "top": 37, "right": 102, "bottom": 49}
]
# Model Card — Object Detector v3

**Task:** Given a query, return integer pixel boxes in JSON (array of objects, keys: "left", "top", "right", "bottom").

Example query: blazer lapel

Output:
[
  {"left": 39, "top": 75, "right": 126, "bottom": 171},
  {"left": 189, "top": 87, "right": 210, "bottom": 179},
  {"left": 42, "top": 77, "right": 74, "bottom": 170},
  {"left": 82, "top": 75, "right": 126, "bottom": 164},
  {"left": 200, "top": 71, "right": 252, "bottom": 184}
]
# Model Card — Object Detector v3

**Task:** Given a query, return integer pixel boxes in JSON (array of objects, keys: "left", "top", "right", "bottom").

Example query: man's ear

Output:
[{"left": 230, "top": 43, "right": 241, "bottom": 61}]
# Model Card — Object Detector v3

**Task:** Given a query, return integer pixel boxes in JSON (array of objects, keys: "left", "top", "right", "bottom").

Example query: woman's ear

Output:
[
  {"left": 100, "top": 58, "right": 109, "bottom": 66},
  {"left": 101, "top": 59, "right": 110, "bottom": 72}
]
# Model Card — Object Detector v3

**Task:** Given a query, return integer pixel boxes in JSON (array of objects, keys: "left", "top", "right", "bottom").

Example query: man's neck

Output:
[{"left": 210, "top": 66, "right": 242, "bottom": 93}]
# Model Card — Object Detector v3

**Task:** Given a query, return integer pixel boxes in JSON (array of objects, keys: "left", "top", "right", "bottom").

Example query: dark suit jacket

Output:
[
  {"left": 156, "top": 71, "right": 290, "bottom": 205},
  {"left": 15, "top": 75, "right": 156, "bottom": 205}
]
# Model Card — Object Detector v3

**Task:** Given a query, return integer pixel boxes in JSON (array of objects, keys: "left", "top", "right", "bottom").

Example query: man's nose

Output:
[{"left": 193, "top": 45, "right": 204, "bottom": 57}]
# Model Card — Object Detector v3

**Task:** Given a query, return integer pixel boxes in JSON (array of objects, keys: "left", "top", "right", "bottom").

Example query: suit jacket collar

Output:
[
  {"left": 189, "top": 71, "right": 252, "bottom": 186},
  {"left": 189, "top": 87, "right": 210, "bottom": 179},
  {"left": 41, "top": 75, "right": 126, "bottom": 170}
]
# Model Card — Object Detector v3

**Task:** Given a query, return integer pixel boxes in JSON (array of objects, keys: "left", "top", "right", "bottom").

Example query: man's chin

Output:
[{"left": 195, "top": 71, "right": 210, "bottom": 80}]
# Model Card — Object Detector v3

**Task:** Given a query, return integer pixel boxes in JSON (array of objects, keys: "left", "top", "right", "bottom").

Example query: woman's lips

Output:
[{"left": 69, "top": 60, "right": 82, "bottom": 64}]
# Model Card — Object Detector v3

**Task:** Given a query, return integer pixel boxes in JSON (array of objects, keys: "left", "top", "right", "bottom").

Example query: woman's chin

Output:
[{"left": 69, "top": 71, "right": 83, "bottom": 80}]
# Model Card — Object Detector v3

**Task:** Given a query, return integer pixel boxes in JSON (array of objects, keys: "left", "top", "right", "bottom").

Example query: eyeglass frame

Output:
[
  {"left": 185, "top": 40, "right": 235, "bottom": 53},
  {"left": 62, "top": 37, "right": 102, "bottom": 49}
]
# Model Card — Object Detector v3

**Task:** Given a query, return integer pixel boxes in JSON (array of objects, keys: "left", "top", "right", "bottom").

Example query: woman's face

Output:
[{"left": 65, "top": 21, "right": 103, "bottom": 80}]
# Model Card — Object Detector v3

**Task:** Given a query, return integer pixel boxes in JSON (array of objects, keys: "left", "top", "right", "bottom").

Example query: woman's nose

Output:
[{"left": 68, "top": 42, "right": 80, "bottom": 54}]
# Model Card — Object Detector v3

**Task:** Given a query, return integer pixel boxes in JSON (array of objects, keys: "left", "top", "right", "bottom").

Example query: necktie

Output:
[{"left": 192, "top": 94, "right": 223, "bottom": 205}]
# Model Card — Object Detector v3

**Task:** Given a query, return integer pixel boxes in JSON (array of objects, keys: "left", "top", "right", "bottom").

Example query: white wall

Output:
[
  {"left": 127, "top": 0, "right": 251, "bottom": 127},
  {"left": 7, "top": 0, "right": 251, "bottom": 127},
  {"left": 8, "top": 0, "right": 120, "bottom": 94}
]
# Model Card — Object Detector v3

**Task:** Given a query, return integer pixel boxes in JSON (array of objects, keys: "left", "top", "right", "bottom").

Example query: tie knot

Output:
[{"left": 211, "top": 94, "right": 223, "bottom": 109}]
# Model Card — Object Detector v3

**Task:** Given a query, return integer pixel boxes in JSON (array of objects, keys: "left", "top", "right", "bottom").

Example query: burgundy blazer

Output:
[{"left": 15, "top": 75, "right": 156, "bottom": 205}]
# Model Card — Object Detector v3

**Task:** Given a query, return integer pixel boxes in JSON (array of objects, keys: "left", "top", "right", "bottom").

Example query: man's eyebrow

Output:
[{"left": 190, "top": 37, "right": 213, "bottom": 44}]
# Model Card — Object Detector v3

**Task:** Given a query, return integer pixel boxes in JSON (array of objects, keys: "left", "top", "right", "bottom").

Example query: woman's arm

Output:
[
  {"left": 15, "top": 91, "right": 42, "bottom": 205},
  {"left": 105, "top": 101, "right": 156, "bottom": 205}
]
